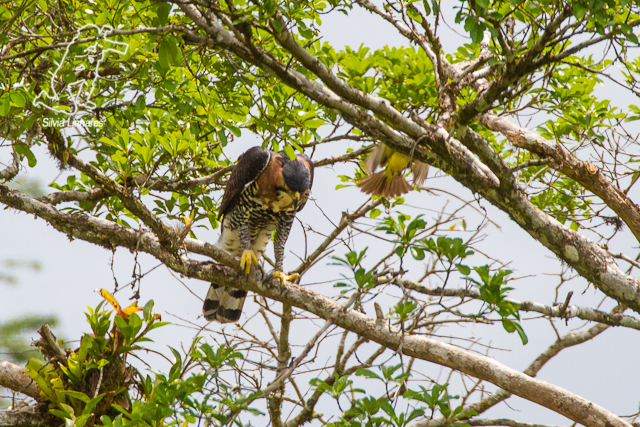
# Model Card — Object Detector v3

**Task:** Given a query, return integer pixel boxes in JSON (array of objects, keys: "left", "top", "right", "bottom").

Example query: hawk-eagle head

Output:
[{"left": 281, "top": 157, "right": 312, "bottom": 207}]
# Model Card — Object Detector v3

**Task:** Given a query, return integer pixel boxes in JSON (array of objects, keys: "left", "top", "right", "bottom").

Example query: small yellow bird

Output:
[{"left": 358, "top": 144, "right": 429, "bottom": 198}]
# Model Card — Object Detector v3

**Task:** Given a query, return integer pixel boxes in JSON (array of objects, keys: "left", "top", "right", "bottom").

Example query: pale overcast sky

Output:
[{"left": 1, "top": 4, "right": 639, "bottom": 425}]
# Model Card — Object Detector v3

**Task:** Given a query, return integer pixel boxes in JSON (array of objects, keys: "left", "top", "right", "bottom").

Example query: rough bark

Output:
[
  {"left": 0, "top": 185, "right": 629, "bottom": 427},
  {"left": 0, "top": 361, "right": 40, "bottom": 400},
  {"left": 481, "top": 113, "right": 640, "bottom": 243},
  {"left": 172, "top": 2, "right": 640, "bottom": 319},
  {"left": 0, "top": 405, "right": 56, "bottom": 427}
]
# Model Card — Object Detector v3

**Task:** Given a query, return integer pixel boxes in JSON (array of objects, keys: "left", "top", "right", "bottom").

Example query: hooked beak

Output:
[{"left": 292, "top": 192, "right": 300, "bottom": 208}]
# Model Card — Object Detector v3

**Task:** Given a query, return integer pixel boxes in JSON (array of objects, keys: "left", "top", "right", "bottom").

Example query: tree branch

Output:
[
  {"left": 37, "top": 188, "right": 110, "bottom": 206},
  {"left": 0, "top": 361, "right": 40, "bottom": 400},
  {"left": 390, "top": 276, "right": 640, "bottom": 330},
  {"left": 0, "top": 183, "right": 629, "bottom": 427},
  {"left": 0, "top": 148, "right": 21, "bottom": 183},
  {"left": 0, "top": 405, "right": 55, "bottom": 427},
  {"left": 452, "top": 318, "right": 613, "bottom": 422},
  {"left": 481, "top": 113, "right": 640, "bottom": 244}
]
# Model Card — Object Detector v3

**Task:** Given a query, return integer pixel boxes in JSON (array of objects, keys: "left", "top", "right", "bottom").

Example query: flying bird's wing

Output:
[
  {"left": 411, "top": 161, "right": 430, "bottom": 187},
  {"left": 218, "top": 147, "right": 271, "bottom": 219},
  {"left": 364, "top": 144, "right": 387, "bottom": 172}
]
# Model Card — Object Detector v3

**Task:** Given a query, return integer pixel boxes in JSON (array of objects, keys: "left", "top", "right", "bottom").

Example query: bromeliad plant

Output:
[
  {"left": 25, "top": 290, "right": 167, "bottom": 426},
  {"left": 24, "top": 291, "right": 262, "bottom": 427}
]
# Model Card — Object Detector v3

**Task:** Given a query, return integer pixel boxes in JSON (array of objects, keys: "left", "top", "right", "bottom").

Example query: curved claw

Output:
[
  {"left": 271, "top": 270, "right": 300, "bottom": 285},
  {"left": 240, "top": 249, "right": 259, "bottom": 275}
]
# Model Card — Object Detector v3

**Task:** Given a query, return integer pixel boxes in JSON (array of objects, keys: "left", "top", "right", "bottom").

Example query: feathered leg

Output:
[
  {"left": 270, "top": 217, "right": 298, "bottom": 285},
  {"left": 238, "top": 223, "right": 259, "bottom": 275}
]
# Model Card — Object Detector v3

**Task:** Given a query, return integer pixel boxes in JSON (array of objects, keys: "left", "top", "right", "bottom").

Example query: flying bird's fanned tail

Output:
[
  {"left": 358, "top": 171, "right": 412, "bottom": 198},
  {"left": 358, "top": 144, "right": 429, "bottom": 197}
]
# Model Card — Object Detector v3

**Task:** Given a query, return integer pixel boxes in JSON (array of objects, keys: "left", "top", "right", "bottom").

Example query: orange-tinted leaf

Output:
[{"left": 122, "top": 303, "right": 143, "bottom": 316}]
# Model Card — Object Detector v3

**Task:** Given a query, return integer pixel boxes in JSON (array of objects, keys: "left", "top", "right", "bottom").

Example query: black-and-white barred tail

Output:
[{"left": 203, "top": 284, "right": 248, "bottom": 323}]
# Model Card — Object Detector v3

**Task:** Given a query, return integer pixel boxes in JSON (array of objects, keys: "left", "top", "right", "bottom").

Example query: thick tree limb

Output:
[
  {"left": 37, "top": 188, "right": 110, "bottom": 206},
  {"left": 173, "top": 2, "right": 640, "bottom": 318},
  {"left": 0, "top": 405, "right": 55, "bottom": 427},
  {"left": 481, "top": 113, "right": 640, "bottom": 244},
  {"left": 0, "top": 185, "right": 629, "bottom": 427},
  {"left": 0, "top": 361, "right": 40, "bottom": 400},
  {"left": 416, "top": 317, "right": 613, "bottom": 426}
]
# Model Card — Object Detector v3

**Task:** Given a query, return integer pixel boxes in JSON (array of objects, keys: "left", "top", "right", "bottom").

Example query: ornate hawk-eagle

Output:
[{"left": 203, "top": 147, "right": 314, "bottom": 323}]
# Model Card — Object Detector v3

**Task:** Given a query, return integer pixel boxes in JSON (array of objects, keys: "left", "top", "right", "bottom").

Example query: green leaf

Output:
[
  {"left": 143, "top": 299, "right": 154, "bottom": 322},
  {"left": 573, "top": 3, "right": 588, "bottom": 19},
  {"left": 59, "top": 390, "right": 90, "bottom": 403},
  {"left": 50, "top": 409, "right": 72, "bottom": 420},
  {"left": 228, "top": 125, "right": 241, "bottom": 137},
  {"left": 410, "top": 246, "right": 425, "bottom": 260},
  {"left": 165, "top": 36, "right": 183, "bottom": 65},
  {"left": 110, "top": 404, "right": 132, "bottom": 419},
  {"left": 156, "top": 2, "right": 170, "bottom": 25},
  {"left": 355, "top": 368, "right": 382, "bottom": 381},
  {"left": 135, "top": 96, "right": 146, "bottom": 111},
  {"left": 75, "top": 414, "right": 92, "bottom": 427},
  {"left": 512, "top": 321, "right": 529, "bottom": 345},
  {"left": 158, "top": 42, "right": 170, "bottom": 74},
  {"left": 284, "top": 144, "right": 296, "bottom": 160},
  {"left": 14, "top": 143, "right": 37, "bottom": 167},
  {"left": 82, "top": 394, "right": 105, "bottom": 415},
  {"left": 456, "top": 264, "right": 471, "bottom": 275},
  {"left": 10, "top": 91, "right": 25, "bottom": 107},
  {"left": 0, "top": 94, "right": 10, "bottom": 116},
  {"left": 407, "top": 7, "right": 423, "bottom": 23}
]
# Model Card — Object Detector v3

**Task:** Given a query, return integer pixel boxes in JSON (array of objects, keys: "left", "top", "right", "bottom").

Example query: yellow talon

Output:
[
  {"left": 240, "top": 249, "right": 259, "bottom": 275},
  {"left": 272, "top": 271, "right": 299, "bottom": 285}
]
